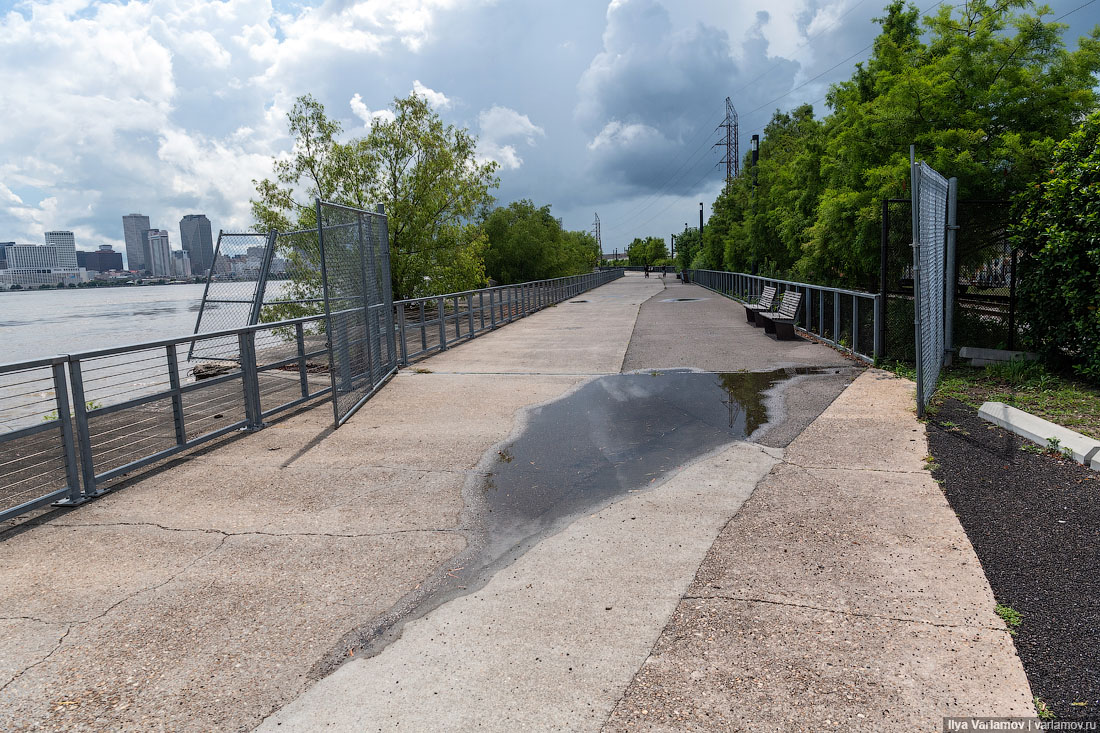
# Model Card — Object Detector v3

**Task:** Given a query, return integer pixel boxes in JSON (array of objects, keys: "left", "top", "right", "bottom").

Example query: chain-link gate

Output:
[
  {"left": 189, "top": 231, "right": 275, "bottom": 361},
  {"left": 910, "top": 151, "right": 952, "bottom": 417},
  {"left": 316, "top": 200, "right": 397, "bottom": 426}
]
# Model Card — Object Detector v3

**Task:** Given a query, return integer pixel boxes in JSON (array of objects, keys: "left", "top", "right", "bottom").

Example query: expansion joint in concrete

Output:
[{"left": 681, "top": 594, "right": 1007, "bottom": 633}]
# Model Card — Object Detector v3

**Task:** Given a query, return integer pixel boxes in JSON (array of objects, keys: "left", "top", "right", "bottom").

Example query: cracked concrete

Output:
[
  {"left": 603, "top": 369, "right": 1034, "bottom": 730},
  {"left": 0, "top": 274, "right": 660, "bottom": 731}
]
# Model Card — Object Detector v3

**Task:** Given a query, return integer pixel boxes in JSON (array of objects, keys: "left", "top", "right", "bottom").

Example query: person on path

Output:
[{"left": 644, "top": 264, "right": 650, "bottom": 278}]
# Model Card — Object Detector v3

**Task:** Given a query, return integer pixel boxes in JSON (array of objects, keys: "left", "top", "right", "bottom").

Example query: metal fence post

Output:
[
  {"left": 467, "top": 294, "right": 475, "bottom": 339},
  {"left": 852, "top": 296, "right": 860, "bottom": 354},
  {"left": 296, "top": 322, "right": 311, "bottom": 396},
  {"left": 166, "top": 344, "right": 187, "bottom": 446},
  {"left": 438, "top": 296, "right": 448, "bottom": 350},
  {"left": 490, "top": 290, "right": 497, "bottom": 329},
  {"left": 944, "top": 177, "right": 959, "bottom": 366},
  {"left": 51, "top": 360, "right": 84, "bottom": 505},
  {"left": 873, "top": 294, "right": 883, "bottom": 359},
  {"left": 833, "top": 291, "right": 841, "bottom": 344},
  {"left": 67, "top": 360, "right": 98, "bottom": 499},
  {"left": 879, "top": 198, "right": 890, "bottom": 360},
  {"left": 238, "top": 331, "right": 264, "bottom": 430}
]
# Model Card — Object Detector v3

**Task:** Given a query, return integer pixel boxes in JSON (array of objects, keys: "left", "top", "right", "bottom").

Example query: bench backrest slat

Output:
[
  {"left": 758, "top": 285, "right": 777, "bottom": 309},
  {"left": 777, "top": 290, "right": 802, "bottom": 319}
]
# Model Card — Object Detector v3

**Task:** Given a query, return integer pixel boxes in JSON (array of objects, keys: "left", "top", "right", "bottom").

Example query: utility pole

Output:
[
  {"left": 751, "top": 134, "right": 760, "bottom": 190},
  {"left": 671, "top": 233, "right": 676, "bottom": 259},
  {"left": 715, "top": 97, "right": 740, "bottom": 184},
  {"left": 699, "top": 203, "right": 704, "bottom": 235},
  {"left": 591, "top": 212, "right": 602, "bottom": 253}
]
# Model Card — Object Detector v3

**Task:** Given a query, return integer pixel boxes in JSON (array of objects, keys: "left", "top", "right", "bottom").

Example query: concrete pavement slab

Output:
[
  {"left": 257, "top": 442, "right": 781, "bottom": 732},
  {"left": 0, "top": 530, "right": 463, "bottom": 731},
  {"left": 604, "top": 599, "right": 1031, "bottom": 731},
  {"left": 621, "top": 280, "right": 852, "bottom": 373},
  {"left": 604, "top": 369, "right": 1034, "bottom": 729},
  {"left": 52, "top": 464, "right": 468, "bottom": 536},
  {"left": 425, "top": 275, "right": 662, "bottom": 374}
]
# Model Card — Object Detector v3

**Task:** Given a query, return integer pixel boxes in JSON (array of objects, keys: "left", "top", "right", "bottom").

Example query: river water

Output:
[{"left": 1, "top": 284, "right": 211, "bottom": 363}]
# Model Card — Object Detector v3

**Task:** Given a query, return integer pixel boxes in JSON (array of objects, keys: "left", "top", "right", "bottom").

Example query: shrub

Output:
[{"left": 1014, "top": 111, "right": 1100, "bottom": 383}]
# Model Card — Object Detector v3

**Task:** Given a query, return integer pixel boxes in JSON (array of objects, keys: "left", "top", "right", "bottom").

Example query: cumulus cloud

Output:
[
  {"left": 411, "top": 80, "right": 452, "bottom": 110},
  {"left": 350, "top": 93, "right": 397, "bottom": 129},
  {"left": 476, "top": 106, "right": 545, "bottom": 169}
]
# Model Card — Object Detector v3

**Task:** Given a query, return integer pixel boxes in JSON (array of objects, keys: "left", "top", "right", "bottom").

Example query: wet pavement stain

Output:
[
  {"left": 314, "top": 366, "right": 855, "bottom": 673},
  {"left": 480, "top": 368, "right": 826, "bottom": 558}
]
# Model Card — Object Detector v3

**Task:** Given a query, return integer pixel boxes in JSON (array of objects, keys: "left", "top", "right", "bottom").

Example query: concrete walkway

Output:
[{"left": 0, "top": 273, "right": 1032, "bottom": 731}]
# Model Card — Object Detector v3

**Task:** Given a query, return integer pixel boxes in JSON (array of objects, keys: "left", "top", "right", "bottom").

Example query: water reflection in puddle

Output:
[{"left": 480, "top": 368, "right": 833, "bottom": 557}]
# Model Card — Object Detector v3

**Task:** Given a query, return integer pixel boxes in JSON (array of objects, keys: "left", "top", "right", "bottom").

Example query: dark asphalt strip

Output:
[{"left": 927, "top": 399, "right": 1100, "bottom": 722}]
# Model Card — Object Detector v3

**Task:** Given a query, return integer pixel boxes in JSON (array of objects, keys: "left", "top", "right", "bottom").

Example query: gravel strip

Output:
[{"left": 928, "top": 398, "right": 1100, "bottom": 722}]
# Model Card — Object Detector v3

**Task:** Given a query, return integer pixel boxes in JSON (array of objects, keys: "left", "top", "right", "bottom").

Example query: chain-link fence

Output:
[
  {"left": 316, "top": 201, "right": 397, "bottom": 426},
  {"left": 911, "top": 157, "right": 951, "bottom": 417},
  {"left": 880, "top": 198, "right": 1019, "bottom": 364},
  {"left": 189, "top": 231, "right": 274, "bottom": 361}
]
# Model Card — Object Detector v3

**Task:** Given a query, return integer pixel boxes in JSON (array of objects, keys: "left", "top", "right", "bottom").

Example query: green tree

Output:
[
  {"left": 1014, "top": 111, "right": 1100, "bottom": 382},
  {"left": 704, "top": 0, "right": 1100, "bottom": 289},
  {"left": 626, "top": 236, "right": 669, "bottom": 267},
  {"left": 673, "top": 226, "right": 702, "bottom": 270},
  {"left": 482, "top": 200, "right": 600, "bottom": 284},
  {"left": 252, "top": 93, "right": 499, "bottom": 302}
]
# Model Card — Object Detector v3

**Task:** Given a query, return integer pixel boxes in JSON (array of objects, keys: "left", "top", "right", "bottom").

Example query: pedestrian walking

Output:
[{"left": 644, "top": 264, "right": 650, "bottom": 278}]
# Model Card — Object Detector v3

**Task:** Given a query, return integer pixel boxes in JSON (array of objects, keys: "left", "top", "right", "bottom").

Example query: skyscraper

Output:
[
  {"left": 144, "top": 230, "right": 172, "bottom": 277},
  {"left": 179, "top": 214, "right": 214, "bottom": 277},
  {"left": 44, "top": 230, "right": 77, "bottom": 268},
  {"left": 123, "top": 214, "right": 151, "bottom": 272}
]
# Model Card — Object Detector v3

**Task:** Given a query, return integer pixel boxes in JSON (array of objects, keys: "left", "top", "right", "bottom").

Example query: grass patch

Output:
[
  {"left": 995, "top": 603, "right": 1022, "bottom": 636},
  {"left": 1034, "top": 696, "right": 1055, "bottom": 721},
  {"left": 932, "top": 362, "right": 1100, "bottom": 440}
]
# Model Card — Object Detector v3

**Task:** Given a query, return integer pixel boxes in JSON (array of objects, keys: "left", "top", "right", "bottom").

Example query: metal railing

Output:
[
  {"left": 0, "top": 269, "right": 624, "bottom": 521},
  {"left": 687, "top": 269, "right": 882, "bottom": 362},
  {"left": 394, "top": 270, "right": 623, "bottom": 363}
]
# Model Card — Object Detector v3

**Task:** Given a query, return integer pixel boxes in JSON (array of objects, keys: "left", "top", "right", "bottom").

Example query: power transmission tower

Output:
[
  {"left": 714, "top": 97, "right": 740, "bottom": 183},
  {"left": 592, "top": 212, "right": 602, "bottom": 252}
]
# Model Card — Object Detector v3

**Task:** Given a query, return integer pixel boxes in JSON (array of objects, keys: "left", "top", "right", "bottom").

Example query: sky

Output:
[{"left": 1, "top": 0, "right": 1098, "bottom": 262}]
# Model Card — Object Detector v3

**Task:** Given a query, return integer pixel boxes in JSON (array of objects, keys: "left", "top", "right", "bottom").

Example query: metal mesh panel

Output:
[
  {"left": 190, "top": 232, "right": 272, "bottom": 362},
  {"left": 317, "top": 201, "right": 397, "bottom": 426},
  {"left": 912, "top": 161, "right": 950, "bottom": 416}
]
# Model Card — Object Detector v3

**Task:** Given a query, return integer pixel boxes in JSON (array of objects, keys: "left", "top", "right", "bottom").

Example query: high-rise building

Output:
[
  {"left": 44, "top": 230, "right": 78, "bottom": 268},
  {"left": 122, "top": 213, "right": 151, "bottom": 272},
  {"left": 144, "top": 230, "right": 172, "bottom": 277},
  {"left": 171, "top": 249, "right": 192, "bottom": 278},
  {"left": 85, "top": 245, "right": 123, "bottom": 273},
  {"left": 179, "top": 214, "right": 214, "bottom": 277}
]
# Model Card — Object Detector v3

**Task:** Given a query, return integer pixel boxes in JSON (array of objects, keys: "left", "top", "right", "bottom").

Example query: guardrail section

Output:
[{"left": 687, "top": 269, "right": 882, "bottom": 362}]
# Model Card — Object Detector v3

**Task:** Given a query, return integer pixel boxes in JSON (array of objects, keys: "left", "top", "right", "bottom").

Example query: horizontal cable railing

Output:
[
  {"left": 0, "top": 269, "right": 624, "bottom": 521},
  {"left": 393, "top": 270, "right": 623, "bottom": 364},
  {"left": 687, "top": 269, "right": 882, "bottom": 363}
]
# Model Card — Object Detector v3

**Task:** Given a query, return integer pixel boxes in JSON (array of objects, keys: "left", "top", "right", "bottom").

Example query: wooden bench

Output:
[
  {"left": 743, "top": 286, "right": 777, "bottom": 326},
  {"left": 756, "top": 290, "right": 803, "bottom": 340}
]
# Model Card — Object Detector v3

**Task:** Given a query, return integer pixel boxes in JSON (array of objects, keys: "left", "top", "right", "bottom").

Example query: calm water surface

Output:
[{"left": 1, "top": 284, "right": 211, "bottom": 363}]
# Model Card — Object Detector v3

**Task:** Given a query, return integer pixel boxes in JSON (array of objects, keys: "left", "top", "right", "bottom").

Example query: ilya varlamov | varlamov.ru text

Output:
[{"left": 944, "top": 719, "right": 1098, "bottom": 732}]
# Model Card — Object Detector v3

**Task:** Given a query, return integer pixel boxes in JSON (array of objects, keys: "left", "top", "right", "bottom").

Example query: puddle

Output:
[
  {"left": 659, "top": 297, "right": 707, "bottom": 302},
  {"left": 569, "top": 300, "right": 589, "bottom": 303},
  {"left": 481, "top": 368, "right": 811, "bottom": 557}
]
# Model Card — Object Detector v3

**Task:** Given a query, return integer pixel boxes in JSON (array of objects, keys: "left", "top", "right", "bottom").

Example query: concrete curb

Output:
[{"left": 978, "top": 401, "right": 1100, "bottom": 470}]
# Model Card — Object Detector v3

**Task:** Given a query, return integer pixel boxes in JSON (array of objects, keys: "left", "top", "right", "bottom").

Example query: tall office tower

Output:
[
  {"left": 179, "top": 214, "right": 214, "bottom": 277},
  {"left": 171, "top": 249, "right": 192, "bottom": 278},
  {"left": 123, "top": 214, "right": 151, "bottom": 272},
  {"left": 44, "top": 230, "right": 78, "bottom": 268},
  {"left": 144, "top": 230, "right": 172, "bottom": 277}
]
